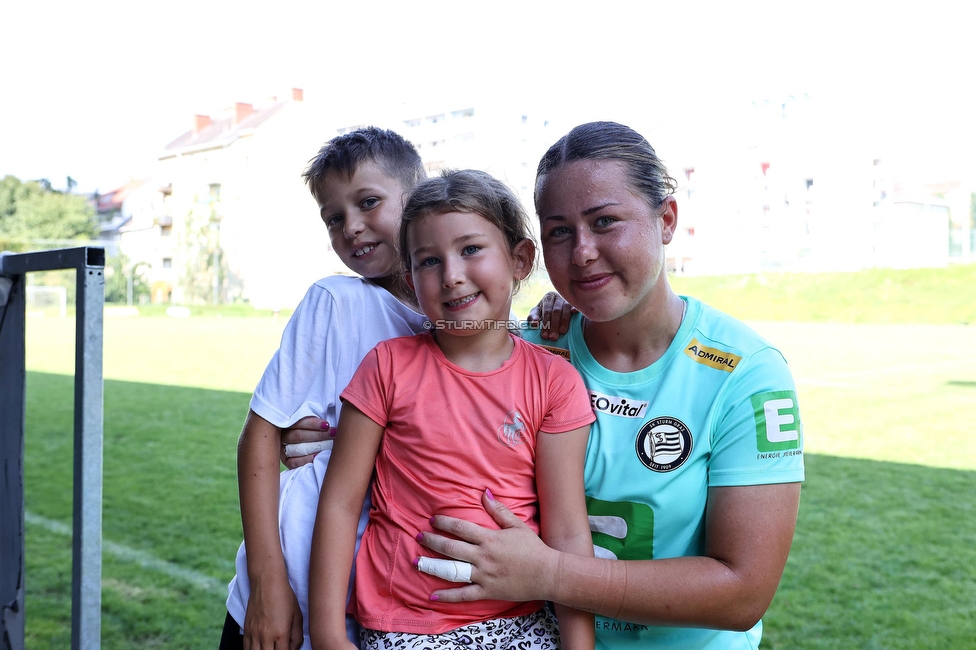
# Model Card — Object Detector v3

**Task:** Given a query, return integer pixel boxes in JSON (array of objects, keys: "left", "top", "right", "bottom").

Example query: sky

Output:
[{"left": 1, "top": 0, "right": 974, "bottom": 195}]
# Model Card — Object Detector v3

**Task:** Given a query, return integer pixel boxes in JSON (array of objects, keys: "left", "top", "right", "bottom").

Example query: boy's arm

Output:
[
  {"left": 238, "top": 409, "right": 303, "bottom": 650},
  {"left": 309, "top": 404, "right": 384, "bottom": 650},
  {"left": 525, "top": 291, "right": 576, "bottom": 341},
  {"left": 535, "top": 425, "right": 595, "bottom": 650}
]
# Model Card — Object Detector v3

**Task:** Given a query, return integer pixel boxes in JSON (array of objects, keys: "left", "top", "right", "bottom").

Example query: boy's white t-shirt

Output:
[{"left": 225, "top": 275, "right": 427, "bottom": 647}]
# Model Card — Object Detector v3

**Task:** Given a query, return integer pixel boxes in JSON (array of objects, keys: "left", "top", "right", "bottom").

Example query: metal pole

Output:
[
  {"left": 0, "top": 247, "right": 105, "bottom": 650},
  {"left": 0, "top": 272, "right": 27, "bottom": 650},
  {"left": 212, "top": 248, "right": 219, "bottom": 305},
  {"left": 72, "top": 255, "right": 104, "bottom": 650}
]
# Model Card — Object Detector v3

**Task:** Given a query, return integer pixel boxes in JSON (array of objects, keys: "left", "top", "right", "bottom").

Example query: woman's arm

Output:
[
  {"left": 279, "top": 416, "right": 335, "bottom": 469},
  {"left": 237, "top": 409, "right": 303, "bottom": 650},
  {"left": 420, "top": 482, "right": 801, "bottom": 629},
  {"left": 535, "top": 425, "right": 594, "bottom": 650},
  {"left": 308, "top": 404, "right": 384, "bottom": 650}
]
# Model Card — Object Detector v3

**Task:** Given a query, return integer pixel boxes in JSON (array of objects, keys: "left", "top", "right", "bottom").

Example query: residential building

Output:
[
  {"left": 96, "top": 177, "right": 175, "bottom": 303},
  {"left": 94, "top": 177, "right": 158, "bottom": 258},
  {"left": 667, "top": 96, "right": 965, "bottom": 275},
  {"left": 155, "top": 88, "right": 344, "bottom": 309}
]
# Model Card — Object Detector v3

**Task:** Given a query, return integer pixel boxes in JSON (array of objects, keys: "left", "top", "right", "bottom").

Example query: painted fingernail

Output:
[
  {"left": 320, "top": 421, "right": 331, "bottom": 429},
  {"left": 430, "top": 594, "right": 439, "bottom": 602},
  {"left": 416, "top": 533, "right": 424, "bottom": 542},
  {"left": 329, "top": 428, "right": 337, "bottom": 437},
  {"left": 412, "top": 557, "right": 419, "bottom": 568},
  {"left": 485, "top": 488, "right": 494, "bottom": 501},
  {"left": 429, "top": 516, "right": 437, "bottom": 525}
]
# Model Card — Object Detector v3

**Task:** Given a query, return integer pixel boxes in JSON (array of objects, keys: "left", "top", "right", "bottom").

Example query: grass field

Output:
[{"left": 19, "top": 265, "right": 976, "bottom": 648}]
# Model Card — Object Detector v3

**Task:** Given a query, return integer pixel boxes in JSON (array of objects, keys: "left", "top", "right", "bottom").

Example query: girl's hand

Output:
[
  {"left": 279, "top": 416, "right": 335, "bottom": 469},
  {"left": 416, "top": 490, "right": 560, "bottom": 603},
  {"left": 527, "top": 292, "right": 576, "bottom": 341},
  {"left": 243, "top": 572, "right": 303, "bottom": 650}
]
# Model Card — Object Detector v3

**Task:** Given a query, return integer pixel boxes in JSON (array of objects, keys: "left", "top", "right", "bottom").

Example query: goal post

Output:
[{"left": 26, "top": 285, "right": 68, "bottom": 318}]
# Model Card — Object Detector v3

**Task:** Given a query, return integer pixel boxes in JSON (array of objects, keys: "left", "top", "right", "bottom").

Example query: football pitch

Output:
[{"left": 20, "top": 313, "right": 976, "bottom": 648}]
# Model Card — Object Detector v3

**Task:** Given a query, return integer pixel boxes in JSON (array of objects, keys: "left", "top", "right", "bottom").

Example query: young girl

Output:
[{"left": 309, "top": 170, "right": 596, "bottom": 650}]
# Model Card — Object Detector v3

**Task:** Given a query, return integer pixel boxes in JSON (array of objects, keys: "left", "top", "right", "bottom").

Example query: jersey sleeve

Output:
[
  {"left": 708, "top": 346, "right": 805, "bottom": 487},
  {"left": 540, "top": 355, "right": 596, "bottom": 434},
  {"left": 339, "top": 343, "right": 393, "bottom": 428},
  {"left": 249, "top": 283, "right": 341, "bottom": 428}
]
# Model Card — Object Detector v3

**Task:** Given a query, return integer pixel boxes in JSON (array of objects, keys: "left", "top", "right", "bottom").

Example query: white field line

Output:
[{"left": 25, "top": 511, "right": 227, "bottom": 594}]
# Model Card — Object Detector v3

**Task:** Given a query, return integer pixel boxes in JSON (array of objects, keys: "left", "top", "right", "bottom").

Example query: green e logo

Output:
[
  {"left": 586, "top": 497, "right": 655, "bottom": 561},
  {"left": 753, "top": 390, "right": 801, "bottom": 451}
]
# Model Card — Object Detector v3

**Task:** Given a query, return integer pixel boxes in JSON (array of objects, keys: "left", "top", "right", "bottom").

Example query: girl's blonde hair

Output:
[{"left": 399, "top": 169, "right": 535, "bottom": 290}]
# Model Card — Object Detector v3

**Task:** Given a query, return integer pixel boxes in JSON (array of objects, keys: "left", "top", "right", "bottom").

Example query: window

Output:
[
  {"left": 160, "top": 225, "right": 172, "bottom": 237},
  {"left": 451, "top": 108, "right": 474, "bottom": 119},
  {"left": 404, "top": 118, "right": 421, "bottom": 127},
  {"left": 209, "top": 183, "right": 221, "bottom": 201},
  {"left": 162, "top": 258, "right": 172, "bottom": 269}
]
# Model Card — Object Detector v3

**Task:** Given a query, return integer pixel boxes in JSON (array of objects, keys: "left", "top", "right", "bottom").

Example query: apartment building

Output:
[{"left": 153, "top": 88, "right": 343, "bottom": 309}]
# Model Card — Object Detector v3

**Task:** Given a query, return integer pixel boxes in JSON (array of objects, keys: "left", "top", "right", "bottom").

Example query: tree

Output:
[
  {"left": 104, "top": 254, "right": 150, "bottom": 304},
  {"left": 178, "top": 203, "right": 235, "bottom": 304},
  {"left": 0, "top": 175, "right": 97, "bottom": 250}
]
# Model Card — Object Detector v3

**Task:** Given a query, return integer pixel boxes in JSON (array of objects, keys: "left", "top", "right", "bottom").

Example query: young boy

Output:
[{"left": 220, "top": 127, "right": 428, "bottom": 650}]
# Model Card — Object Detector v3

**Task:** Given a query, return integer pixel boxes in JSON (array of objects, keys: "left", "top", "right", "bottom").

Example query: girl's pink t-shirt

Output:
[{"left": 340, "top": 333, "right": 594, "bottom": 634}]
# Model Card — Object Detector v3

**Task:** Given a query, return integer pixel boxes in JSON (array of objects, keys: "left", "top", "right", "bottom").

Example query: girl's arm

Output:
[
  {"left": 237, "top": 409, "right": 303, "bottom": 650},
  {"left": 420, "top": 482, "right": 800, "bottom": 630},
  {"left": 535, "top": 425, "right": 594, "bottom": 650},
  {"left": 308, "top": 404, "right": 384, "bottom": 650}
]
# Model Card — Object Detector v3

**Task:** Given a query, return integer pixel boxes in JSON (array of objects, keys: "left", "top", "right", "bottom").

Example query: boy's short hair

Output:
[{"left": 303, "top": 127, "right": 426, "bottom": 200}]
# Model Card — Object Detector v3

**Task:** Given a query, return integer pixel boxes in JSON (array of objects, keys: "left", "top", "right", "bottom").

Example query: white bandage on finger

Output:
[
  {"left": 283, "top": 440, "right": 333, "bottom": 458},
  {"left": 416, "top": 557, "right": 473, "bottom": 583}
]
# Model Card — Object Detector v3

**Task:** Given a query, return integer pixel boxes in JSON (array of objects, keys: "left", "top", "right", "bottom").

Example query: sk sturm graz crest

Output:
[{"left": 635, "top": 417, "right": 692, "bottom": 472}]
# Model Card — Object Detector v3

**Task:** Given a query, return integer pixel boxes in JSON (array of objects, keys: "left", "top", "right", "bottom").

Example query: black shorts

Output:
[{"left": 218, "top": 611, "right": 243, "bottom": 650}]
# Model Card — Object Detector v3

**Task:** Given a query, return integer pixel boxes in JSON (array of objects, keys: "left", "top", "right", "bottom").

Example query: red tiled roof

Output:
[
  {"left": 97, "top": 177, "right": 152, "bottom": 212},
  {"left": 160, "top": 100, "right": 291, "bottom": 158}
]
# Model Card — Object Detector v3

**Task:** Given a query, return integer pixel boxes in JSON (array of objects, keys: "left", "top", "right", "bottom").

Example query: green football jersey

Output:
[{"left": 524, "top": 297, "right": 804, "bottom": 649}]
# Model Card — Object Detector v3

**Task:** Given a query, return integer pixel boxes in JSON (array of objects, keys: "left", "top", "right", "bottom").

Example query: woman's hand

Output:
[
  {"left": 314, "top": 635, "right": 357, "bottom": 650},
  {"left": 527, "top": 291, "right": 576, "bottom": 341},
  {"left": 416, "top": 490, "right": 560, "bottom": 603},
  {"left": 279, "top": 416, "right": 335, "bottom": 469},
  {"left": 243, "top": 571, "right": 303, "bottom": 650}
]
